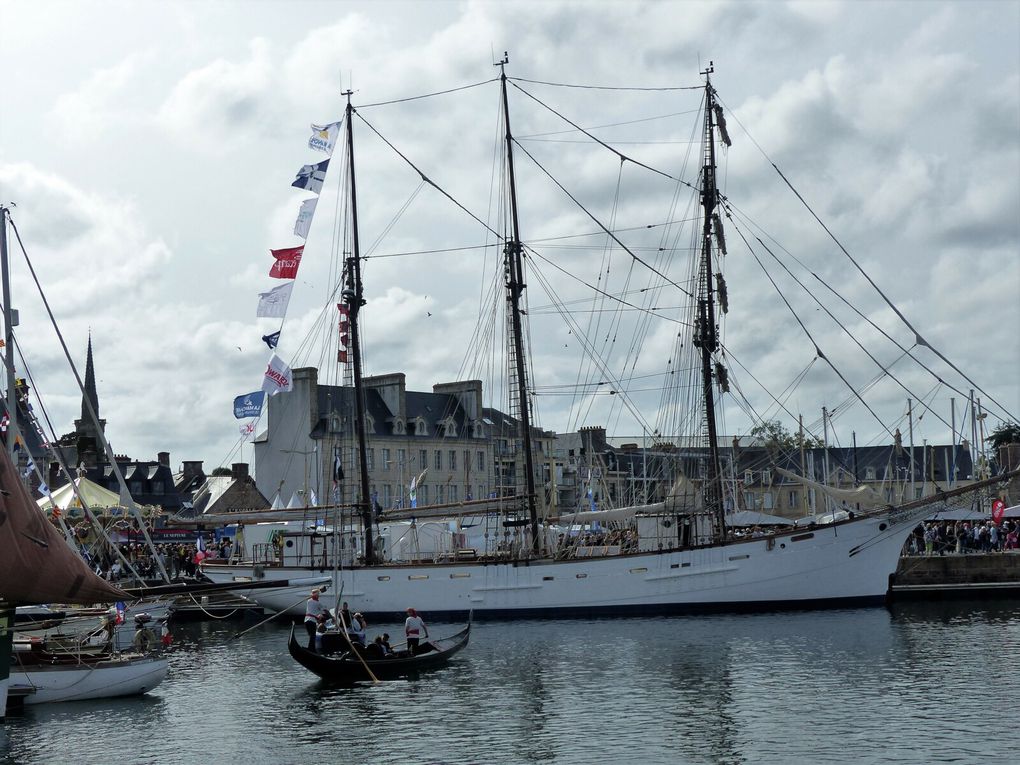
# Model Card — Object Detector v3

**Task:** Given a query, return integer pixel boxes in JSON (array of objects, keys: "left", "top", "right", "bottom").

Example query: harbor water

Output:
[{"left": 3, "top": 600, "right": 1020, "bottom": 764}]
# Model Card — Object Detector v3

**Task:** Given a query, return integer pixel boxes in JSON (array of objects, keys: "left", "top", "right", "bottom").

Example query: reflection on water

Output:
[{"left": 3, "top": 601, "right": 1020, "bottom": 764}]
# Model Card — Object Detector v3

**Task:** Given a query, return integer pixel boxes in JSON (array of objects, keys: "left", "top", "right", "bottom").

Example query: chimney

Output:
[
  {"left": 231, "top": 463, "right": 250, "bottom": 480},
  {"left": 182, "top": 460, "right": 204, "bottom": 483},
  {"left": 158, "top": 451, "right": 170, "bottom": 467}
]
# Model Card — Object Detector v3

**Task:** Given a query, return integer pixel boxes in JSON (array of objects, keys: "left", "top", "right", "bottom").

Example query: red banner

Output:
[
  {"left": 269, "top": 245, "right": 304, "bottom": 279},
  {"left": 337, "top": 304, "right": 350, "bottom": 362},
  {"left": 992, "top": 499, "right": 1006, "bottom": 524}
]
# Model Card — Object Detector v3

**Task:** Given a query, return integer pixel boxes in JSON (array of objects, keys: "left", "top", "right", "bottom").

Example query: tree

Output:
[
  {"left": 987, "top": 421, "right": 1020, "bottom": 450},
  {"left": 211, "top": 467, "right": 232, "bottom": 477},
  {"left": 749, "top": 420, "right": 822, "bottom": 452}
]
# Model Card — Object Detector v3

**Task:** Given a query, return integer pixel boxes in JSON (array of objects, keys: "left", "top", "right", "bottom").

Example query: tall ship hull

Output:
[{"left": 202, "top": 506, "right": 927, "bottom": 619}]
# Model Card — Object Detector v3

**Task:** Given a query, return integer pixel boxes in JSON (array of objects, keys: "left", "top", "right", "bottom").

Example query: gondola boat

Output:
[{"left": 287, "top": 620, "right": 471, "bottom": 683}]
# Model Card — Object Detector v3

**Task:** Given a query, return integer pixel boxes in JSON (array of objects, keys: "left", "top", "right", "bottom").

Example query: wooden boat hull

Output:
[{"left": 287, "top": 623, "right": 470, "bottom": 682}]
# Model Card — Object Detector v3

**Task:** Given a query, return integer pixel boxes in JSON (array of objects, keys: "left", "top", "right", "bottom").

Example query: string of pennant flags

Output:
[{"left": 233, "top": 120, "right": 343, "bottom": 435}]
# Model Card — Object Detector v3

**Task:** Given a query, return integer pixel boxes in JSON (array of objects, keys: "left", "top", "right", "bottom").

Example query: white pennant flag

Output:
[
  {"left": 256, "top": 282, "right": 294, "bottom": 318},
  {"left": 294, "top": 198, "right": 317, "bottom": 239},
  {"left": 262, "top": 353, "right": 294, "bottom": 396},
  {"left": 308, "top": 121, "right": 340, "bottom": 155}
]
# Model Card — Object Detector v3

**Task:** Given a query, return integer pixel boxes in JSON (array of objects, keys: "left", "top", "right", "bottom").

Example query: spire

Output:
[{"left": 81, "top": 332, "right": 99, "bottom": 422}]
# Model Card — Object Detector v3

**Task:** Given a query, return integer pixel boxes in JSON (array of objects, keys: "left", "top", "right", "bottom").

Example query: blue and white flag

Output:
[
  {"left": 262, "top": 330, "right": 281, "bottom": 349},
  {"left": 291, "top": 159, "right": 330, "bottom": 194},
  {"left": 308, "top": 122, "right": 340, "bottom": 155},
  {"left": 294, "top": 198, "right": 317, "bottom": 239},
  {"left": 256, "top": 282, "right": 293, "bottom": 318},
  {"left": 233, "top": 391, "right": 265, "bottom": 419}
]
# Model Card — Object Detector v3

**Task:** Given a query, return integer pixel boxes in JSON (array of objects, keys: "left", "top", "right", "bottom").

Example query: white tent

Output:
[{"left": 37, "top": 477, "right": 122, "bottom": 513}]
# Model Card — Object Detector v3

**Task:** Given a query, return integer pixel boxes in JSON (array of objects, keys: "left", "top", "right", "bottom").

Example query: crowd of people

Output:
[
  {"left": 906, "top": 519, "right": 1020, "bottom": 555},
  {"left": 92, "top": 537, "right": 234, "bottom": 581}
]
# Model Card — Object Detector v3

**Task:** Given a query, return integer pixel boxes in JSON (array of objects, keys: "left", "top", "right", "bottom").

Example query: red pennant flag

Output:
[
  {"left": 992, "top": 499, "right": 1006, "bottom": 524},
  {"left": 269, "top": 246, "right": 304, "bottom": 279},
  {"left": 337, "top": 304, "right": 350, "bottom": 362}
]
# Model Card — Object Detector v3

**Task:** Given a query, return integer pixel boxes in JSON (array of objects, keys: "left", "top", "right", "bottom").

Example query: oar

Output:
[
  {"left": 231, "top": 592, "right": 313, "bottom": 640},
  {"left": 335, "top": 611, "right": 380, "bottom": 684}
]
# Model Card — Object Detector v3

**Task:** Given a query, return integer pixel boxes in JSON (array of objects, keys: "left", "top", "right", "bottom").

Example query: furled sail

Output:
[
  {"left": 0, "top": 446, "right": 128, "bottom": 606},
  {"left": 775, "top": 466, "right": 888, "bottom": 510}
]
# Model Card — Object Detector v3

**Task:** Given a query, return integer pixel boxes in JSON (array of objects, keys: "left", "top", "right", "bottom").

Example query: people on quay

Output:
[
  {"left": 404, "top": 607, "right": 428, "bottom": 654},
  {"left": 304, "top": 589, "right": 327, "bottom": 651}
]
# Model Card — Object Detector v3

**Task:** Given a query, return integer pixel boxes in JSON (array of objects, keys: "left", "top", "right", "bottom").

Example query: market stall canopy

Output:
[{"left": 37, "top": 476, "right": 123, "bottom": 512}]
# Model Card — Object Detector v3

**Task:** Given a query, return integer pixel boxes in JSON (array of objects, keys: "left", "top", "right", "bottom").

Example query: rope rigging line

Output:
[
  {"left": 509, "top": 80, "right": 698, "bottom": 188},
  {"left": 742, "top": 232, "right": 895, "bottom": 441},
  {"left": 508, "top": 76, "right": 702, "bottom": 92},
  {"left": 516, "top": 109, "right": 702, "bottom": 139},
  {"left": 722, "top": 199, "right": 1003, "bottom": 422},
  {"left": 356, "top": 77, "right": 499, "bottom": 109},
  {"left": 713, "top": 94, "right": 1015, "bottom": 424},
  {"left": 512, "top": 139, "right": 693, "bottom": 298},
  {"left": 723, "top": 204, "right": 958, "bottom": 435}
]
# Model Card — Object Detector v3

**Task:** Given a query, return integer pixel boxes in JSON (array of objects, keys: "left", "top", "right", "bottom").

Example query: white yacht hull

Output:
[
  {"left": 10, "top": 655, "right": 168, "bottom": 705},
  {"left": 202, "top": 507, "right": 925, "bottom": 619}
]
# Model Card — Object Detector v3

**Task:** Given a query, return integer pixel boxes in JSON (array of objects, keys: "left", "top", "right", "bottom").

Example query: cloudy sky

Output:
[{"left": 0, "top": 0, "right": 1017, "bottom": 474}]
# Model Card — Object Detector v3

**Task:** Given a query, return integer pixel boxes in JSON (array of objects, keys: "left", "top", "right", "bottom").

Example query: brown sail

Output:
[{"left": 0, "top": 446, "right": 128, "bottom": 606}]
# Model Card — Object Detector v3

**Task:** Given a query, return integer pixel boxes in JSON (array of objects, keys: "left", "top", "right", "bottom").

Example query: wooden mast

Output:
[
  {"left": 342, "top": 91, "right": 374, "bottom": 563},
  {"left": 498, "top": 55, "right": 540, "bottom": 554},
  {"left": 693, "top": 64, "right": 727, "bottom": 541}
]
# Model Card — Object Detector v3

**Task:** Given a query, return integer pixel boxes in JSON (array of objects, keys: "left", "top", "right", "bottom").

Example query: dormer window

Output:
[
  {"left": 440, "top": 417, "right": 457, "bottom": 437},
  {"left": 471, "top": 419, "right": 483, "bottom": 439},
  {"left": 393, "top": 418, "right": 406, "bottom": 435},
  {"left": 415, "top": 417, "right": 428, "bottom": 436},
  {"left": 865, "top": 467, "right": 876, "bottom": 481},
  {"left": 744, "top": 470, "right": 754, "bottom": 484}
]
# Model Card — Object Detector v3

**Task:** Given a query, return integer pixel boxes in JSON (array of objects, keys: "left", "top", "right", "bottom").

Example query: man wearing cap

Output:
[{"left": 304, "top": 589, "right": 327, "bottom": 650}]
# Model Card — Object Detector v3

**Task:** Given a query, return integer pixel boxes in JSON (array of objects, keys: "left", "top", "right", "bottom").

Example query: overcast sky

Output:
[{"left": 0, "top": 0, "right": 1017, "bottom": 474}]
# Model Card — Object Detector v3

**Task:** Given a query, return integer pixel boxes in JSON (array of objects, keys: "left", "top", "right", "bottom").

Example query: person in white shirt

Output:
[
  {"left": 304, "top": 590, "right": 327, "bottom": 650},
  {"left": 404, "top": 607, "right": 428, "bottom": 654}
]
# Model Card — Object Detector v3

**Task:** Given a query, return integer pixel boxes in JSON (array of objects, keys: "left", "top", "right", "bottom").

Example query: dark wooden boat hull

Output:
[{"left": 287, "top": 623, "right": 470, "bottom": 682}]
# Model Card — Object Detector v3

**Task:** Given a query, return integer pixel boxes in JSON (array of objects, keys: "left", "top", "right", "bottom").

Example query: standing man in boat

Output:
[
  {"left": 404, "top": 608, "right": 428, "bottom": 654},
  {"left": 304, "top": 590, "right": 326, "bottom": 650}
]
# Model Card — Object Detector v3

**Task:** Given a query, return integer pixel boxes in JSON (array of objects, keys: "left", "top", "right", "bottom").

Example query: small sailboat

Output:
[
  {"left": 202, "top": 62, "right": 1017, "bottom": 619},
  {"left": 0, "top": 207, "right": 169, "bottom": 716}
]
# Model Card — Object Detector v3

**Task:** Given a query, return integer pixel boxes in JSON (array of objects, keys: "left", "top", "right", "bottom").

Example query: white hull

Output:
[
  {"left": 10, "top": 655, "right": 168, "bottom": 705},
  {"left": 202, "top": 507, "right": 926, "bottom": 619}
]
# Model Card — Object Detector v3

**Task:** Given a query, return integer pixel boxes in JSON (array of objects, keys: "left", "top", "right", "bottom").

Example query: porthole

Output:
[
  {"left": 879, "top": 523, "right": 888, "bottom": 531},
  {"left": 377, "top": 575, "right": 390, "bottom": 581}
]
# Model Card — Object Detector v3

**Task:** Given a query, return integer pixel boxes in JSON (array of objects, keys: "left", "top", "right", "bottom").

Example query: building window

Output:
[
  {"left": 463, "top": 450, "right": 470, "bottom": 474},
  {"left": 420, "top": 485, "right": 429, "bottom": 505},
  {"left": 436, "top": 484, "right": 444, "bottom": 503},
  {"left": 449, "top": 450, "right": 457, "bottom": 471},
  {"left": 394, "top": 418, "right": 405, "bottom": 435},
  {"left": 382, "top": 448, "right": 391, "bottom": 471},
  {"left": 130, "top": 482, "right": 143, "bottom": 495},
  {"left": 419, "top": 450, "right": 427, "bottom": 472},
  {"left": 450, "top": 486, "right": 458, "bottom": 502},
  {"left": 415, "top": 418, "right": 428, "bottom": 436},
  {"left": 476, "top": 450, "right": 485, "bottom": 471},
  {"left": 434, "top": 450, "right": 442, "bottom": 470},
  {"left": 366, "top": 448, "right": 374, "bottom": 471},
  {"left": 743, "top": 491, "right": 755, "bottom": 509},
  {"left": 762, "top": 492, "right": 774, "bottom": 510},
  {"left": 152, "top": 481, "right": 164, "bottom": 495},
  {"left": 383, "top": 484, "right": 392, "bottom": 507},
  {"left": 865, "top": 467, "right": 876, "bottom": 481},
  {"left": 788, "top": 490, "right": 798, "bottom": 509},
  {"left": 397, "top": 449, "right": 406, "bottom": 469},
  {"left": 744, "top": 470, "right": 754, "bottom": 485}
]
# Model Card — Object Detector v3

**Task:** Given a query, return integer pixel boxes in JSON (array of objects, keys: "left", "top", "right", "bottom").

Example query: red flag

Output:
[
  {"left": 992, "top": 499, "right": 1006, "bottom": 524},
  {"left": 337, "top": 304, "right": 350, "bottom": 362},
  {"left": 269, "top": 246, "right": 304, "bottom": 279}
]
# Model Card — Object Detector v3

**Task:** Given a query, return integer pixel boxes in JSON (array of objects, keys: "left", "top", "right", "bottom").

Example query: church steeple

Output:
[
  {"left": 81, "top": 332, "right": 99, "bottom": 422},
  {"left": 73, "top": 332, "right": 106, "bottom": 468}
]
